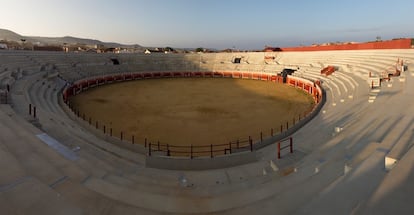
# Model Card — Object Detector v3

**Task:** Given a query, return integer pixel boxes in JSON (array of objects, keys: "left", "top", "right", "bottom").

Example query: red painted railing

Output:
[{"left": 62, "top": 71, "right": 323, "bottom": 158}]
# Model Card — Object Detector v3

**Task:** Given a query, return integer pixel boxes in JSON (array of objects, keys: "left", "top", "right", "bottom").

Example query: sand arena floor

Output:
[{"left": 69, "top": 78, "right": 315, "bottom": 147}]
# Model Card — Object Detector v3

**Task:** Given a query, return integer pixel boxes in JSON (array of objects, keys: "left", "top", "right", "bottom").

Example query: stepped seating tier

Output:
[{"left": 1, "top": 49, "right": 414, "bottom": 214}]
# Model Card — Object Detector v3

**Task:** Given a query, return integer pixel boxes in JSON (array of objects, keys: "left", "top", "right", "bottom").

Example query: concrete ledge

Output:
[
  {"left": 36, "top": 133, "right": 79, "bottom": 161},
  {"left": 146, "top": 151, "right": 258, "bottom": 170}
]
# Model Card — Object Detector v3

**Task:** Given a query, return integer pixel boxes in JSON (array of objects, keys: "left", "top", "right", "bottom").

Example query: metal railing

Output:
[{"left": 61, "top": 70, "right": 324, "bottom": 159}]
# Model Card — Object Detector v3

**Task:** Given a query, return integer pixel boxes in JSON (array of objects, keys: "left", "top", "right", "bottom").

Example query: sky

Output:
[{"left": 0, "top": 0, "right": 413, "bottom": 49}]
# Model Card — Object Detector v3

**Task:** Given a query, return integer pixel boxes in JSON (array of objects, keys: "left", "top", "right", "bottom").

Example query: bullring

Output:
[{"left": 1, "top": 42, "right": 414, "bottom": 214}]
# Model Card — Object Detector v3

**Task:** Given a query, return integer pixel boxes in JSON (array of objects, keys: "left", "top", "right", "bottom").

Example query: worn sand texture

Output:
[{"left": 69, "top": 78, "right": 314, "bottom": 147}]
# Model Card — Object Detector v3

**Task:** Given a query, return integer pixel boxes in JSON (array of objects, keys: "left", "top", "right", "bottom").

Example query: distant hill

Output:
[
  {"left": 0, "top": 29, "right": 141, "bottom": 48},
  {"left": 0, "top": 29, "right": 23, "bottom": 41}
]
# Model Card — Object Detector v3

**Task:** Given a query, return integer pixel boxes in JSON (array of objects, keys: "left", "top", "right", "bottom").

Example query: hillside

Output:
[{"left": 0, "top": 28, "right": 141, "bottom": 48}]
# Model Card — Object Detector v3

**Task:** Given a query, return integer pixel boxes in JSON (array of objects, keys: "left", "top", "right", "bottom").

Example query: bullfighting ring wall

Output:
[
  {"left": 61, "top": 70, "right": 324, "bottom": 170},
  {"left": 280, "top": 38, "right": 413, "bottom": 51}
]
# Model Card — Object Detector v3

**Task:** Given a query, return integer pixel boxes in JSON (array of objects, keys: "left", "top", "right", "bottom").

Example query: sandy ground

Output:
[{"left": 69, "top": 78, "right": 314, "bottom": 150}]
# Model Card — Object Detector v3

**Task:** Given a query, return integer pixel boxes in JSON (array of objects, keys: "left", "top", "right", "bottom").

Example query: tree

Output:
[
  {"left": 165, "top": 47, "right": 174, "bottom": 52},
  {"left": 195, "top": 47, "right": 204, "bottom": 52}
]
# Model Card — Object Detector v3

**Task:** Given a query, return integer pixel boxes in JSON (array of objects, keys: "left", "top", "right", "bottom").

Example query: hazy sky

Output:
[{"left": 0, "top": 0, "right": 413, "bottom": 49}]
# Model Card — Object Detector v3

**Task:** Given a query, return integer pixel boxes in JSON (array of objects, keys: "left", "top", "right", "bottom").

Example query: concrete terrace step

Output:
[
  {"left": 220, "top": 154, "right": 346, "bottom": 215},
  {"left": 383, "top": 78, "right": 414, "bottom": 170},
  {"left": 0, "top": 176, "right": 82, "bottom": 215},
  {"left": 50, "top": 178, "right": 160, "bottom": 215},
  {"left": 102, "top": 160, "right": 271, "bottom": 197},
  {"left": 0, "top": 111, "right": 89, "bottom": 184},
  {"left": 358, "top": 144, "right": 414, "bottom": 214},
  {"left": 11, "top": 76, "right": 146, "bottom": 170},
  {"left": 5, "top": 90, "right": 138, "bottom": 181},
  {"left": 82, "top": 165, "right": 295, "bottom": 214},
  {"left": 0, "top": 49, "right": 414, "bottom": 214},
  {"left": 0, "top": 143, "right": 28, "bottom": 186},
  {"left": 296, "top": 146, "right": 388, "bottom": 215}
]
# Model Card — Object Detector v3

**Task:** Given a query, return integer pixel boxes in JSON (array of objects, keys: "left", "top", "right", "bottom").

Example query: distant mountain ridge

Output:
[{"left": 0, "top": 28, "right": 141, "bottom": 48}]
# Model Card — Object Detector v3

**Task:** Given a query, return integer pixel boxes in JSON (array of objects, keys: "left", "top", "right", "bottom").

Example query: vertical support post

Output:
[
  {"left": 286, "top": 121, "right": 289, "bottom": 130},
  {"left": 290, "top": 137, "right": 293, "bottom": 153},
  {"left": 260, "top": 131, "right": 263, "bottom": 142},
  {"left": 33, "top": 106, "right": 36, "bottom": 118},
  {"left": 29, "top": 103, "right": 32, "bottom": 115},
  {"left": 89, "top": 117, "right": 91, "bottom": 125},
  {"left": 281, "top": 124, "right": 283, "bottom": 133},
  {"left": 210, "top": 144, "right": 213, "bottom": 158},
  {"left": 103, "top": 125, "right": 106, "bottom": 134},
  {"left": 95, "top": 121, "right": 98, "bottom": 129},
  {"left": 278, "top": 142, "right": 281, "bottom": 159},
  {"left": 148, "top": 143, "right": 152, "bottom": 156},
  {"left": 110, "top": 128, "right": 112, "bottom": 136},
  {"left": 371, "top": 80, "right": 374, "bottom": 89},
  {"left": 229, "top": 142, "right": 232, "bottom": 154},
  {"left": 6, "top": 84, "right": 10, "bottom": 92},
  {"left": 250, "top": 138, "right": 253, "bottom": 152},
  {"left": 190, "top": 144, "right": 193, "bottom": 159},
  {"left": 120, "top": 131, "right": 123, "bottom": 141},
  {"left": 132, "top": 135, "right": 134, "bottom": 144},
  {"left": 167, "top": 144, "right": 170, "bottom": 156}
]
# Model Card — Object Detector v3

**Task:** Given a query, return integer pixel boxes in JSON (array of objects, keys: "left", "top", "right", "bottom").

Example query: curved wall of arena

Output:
[
  {"left": 61, "top": 70, "right": 324, "bottom": 170},
  {"left": 280, "top": 38, "right": 412, "bottom": 52}
]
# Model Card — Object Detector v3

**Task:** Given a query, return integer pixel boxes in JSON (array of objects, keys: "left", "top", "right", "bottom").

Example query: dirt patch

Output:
[
  {"left": 69, "top": 78, "right": 315, "bottom": 147},
  {"left": 91, "top": 98, "right": 108, "bottom": 104}
]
